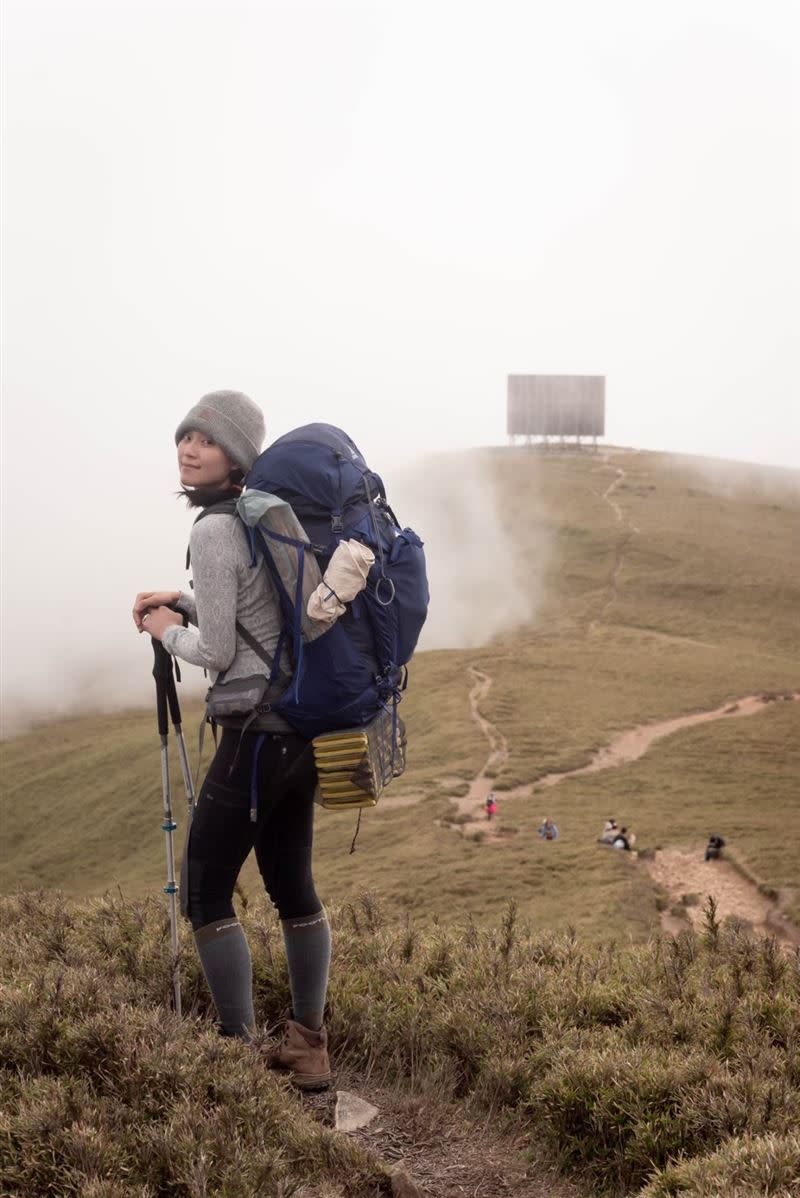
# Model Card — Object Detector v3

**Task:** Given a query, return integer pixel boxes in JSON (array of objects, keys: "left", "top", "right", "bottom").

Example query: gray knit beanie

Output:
[{"left": 175, "top": 390, "right": 265, "bottom": 473}]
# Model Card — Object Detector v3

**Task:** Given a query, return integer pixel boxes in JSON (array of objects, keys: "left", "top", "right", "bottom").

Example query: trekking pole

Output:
[
  {"left": 151, "top": 636, "right": 186, "bottom": 1018},
  {"left": 164, "top": 656, "right": 197, "bottom": 818}
]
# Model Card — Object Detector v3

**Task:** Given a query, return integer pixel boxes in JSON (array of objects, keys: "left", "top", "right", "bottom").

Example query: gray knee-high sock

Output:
[
  {"left": 194, "top": 918, "right": 255, "bottom": 1039},
  {"left": 281, "top": 909, "right": 331, "bottom": 1031}
]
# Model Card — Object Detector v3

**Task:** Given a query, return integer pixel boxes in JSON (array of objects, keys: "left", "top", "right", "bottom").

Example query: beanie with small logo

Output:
[{"left": 175, "top": 390, "right": 265, "bottom": 473}]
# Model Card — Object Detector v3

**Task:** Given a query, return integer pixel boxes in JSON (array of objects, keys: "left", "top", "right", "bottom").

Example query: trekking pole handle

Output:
[
  {"left": 150, "top": 605, "right": 186, "bottom": 732},
  {"left": 151, "top": 639, "right": 172, "bottom": 737},
  {"left": 163, "top": 604, "right": 186, "bottom": 727}
]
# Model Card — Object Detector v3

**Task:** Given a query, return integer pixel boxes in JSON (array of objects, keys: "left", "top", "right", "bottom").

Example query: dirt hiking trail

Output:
[
  {"left": 644, "top": 848, "right": 800, "bottom": 946},
  {"left": 451, "top": 676, "right": 799, "bottom": 827},
  {"left": 439, "top": 671, "right": 799, "bottom": 944},
  {"left": 303, "top": 1072, "right": 582, "bottom": 1198},
  {"left": 531, "top": 693, "right": 800, "bottom": 790},
  {"left": 587, "top": 456, "right": 639, "bottom": 634}
]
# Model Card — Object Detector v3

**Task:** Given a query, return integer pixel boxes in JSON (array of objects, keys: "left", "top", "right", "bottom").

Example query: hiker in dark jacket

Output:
[
  {"left": 705, "top": 834, "right": 726, "bottom": 861},
  {"left": 611, "top": 826, "right": 636, "bottom": 851},
  {"left": 132, "top": 390, "right": 331, "bottom": 1090}
]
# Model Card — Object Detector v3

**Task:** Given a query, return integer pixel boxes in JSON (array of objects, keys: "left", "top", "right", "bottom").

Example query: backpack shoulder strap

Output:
[
  {"left": 193, "top": 497, "right": 239, "bottom": 523},
  {"left": 233, "top": 619, "right": 276, "bottom": 673}
]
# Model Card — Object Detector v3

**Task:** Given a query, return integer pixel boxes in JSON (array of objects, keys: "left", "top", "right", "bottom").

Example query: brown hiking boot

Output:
[{"left": 265, "top": 1018, "right": 333, "bottom": 1090}]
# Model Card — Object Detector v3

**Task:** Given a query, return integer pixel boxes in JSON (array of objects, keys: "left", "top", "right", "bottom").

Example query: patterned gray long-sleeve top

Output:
[{"left": 162, "top": 512, "right": 292, "bottom": 731}]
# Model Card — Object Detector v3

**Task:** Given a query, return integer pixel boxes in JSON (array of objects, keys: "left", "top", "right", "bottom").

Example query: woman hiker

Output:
[{"left": 132, "top": 390, "right": 332, "bottom": 1090}]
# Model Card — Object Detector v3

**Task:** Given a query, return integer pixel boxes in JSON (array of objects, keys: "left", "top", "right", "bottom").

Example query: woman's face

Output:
[{"left": 178, "top": 430, "right": 237, "bottom": 488}]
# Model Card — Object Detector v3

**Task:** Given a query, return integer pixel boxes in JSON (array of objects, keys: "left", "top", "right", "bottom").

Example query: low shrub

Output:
[
  {"left": 2, "top": 891, "right": 798, "bottom": 1196},
  {"left": 0, "top": 891, "right": 389, "bottom": 1198},
  {"left": 496, "top": 823, "right": 520, "bottom": 837},
  {"left": 640, "top": 1131, "right": 800, "bottom": 1197},
  {"left": 444, "top": 782, "right": 470, "bottom": 798}
]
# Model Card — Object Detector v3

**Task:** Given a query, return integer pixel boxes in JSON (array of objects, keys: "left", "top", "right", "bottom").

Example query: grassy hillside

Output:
[{"left": 2, "top": 447, "right": 799, "bottom": 940}]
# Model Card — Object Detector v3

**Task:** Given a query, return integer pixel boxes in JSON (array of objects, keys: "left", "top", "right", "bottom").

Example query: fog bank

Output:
[
  {"left": 0, "top": 447, "right": 549, "bottom": 738},
  {"left": 389, "top": 453, "right": 550, "bottom": 652}
]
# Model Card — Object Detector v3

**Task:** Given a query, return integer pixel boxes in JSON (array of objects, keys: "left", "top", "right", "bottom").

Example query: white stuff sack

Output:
[{"left": 307, "top": 539, "right": 375, "bottom": 624}]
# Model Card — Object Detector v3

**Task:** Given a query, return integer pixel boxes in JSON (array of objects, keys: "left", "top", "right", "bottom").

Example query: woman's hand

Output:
[
  {"left": 132, "top": 590, "right": 181, "bottom": 631},
  {"left": 140, "top": 606, "right": 184, "bottom": 641}
]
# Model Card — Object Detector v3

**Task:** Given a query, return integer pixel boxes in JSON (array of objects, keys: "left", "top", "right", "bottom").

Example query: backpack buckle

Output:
[{"left": 331, "top": 513, "right": 343, "bottom": 533}]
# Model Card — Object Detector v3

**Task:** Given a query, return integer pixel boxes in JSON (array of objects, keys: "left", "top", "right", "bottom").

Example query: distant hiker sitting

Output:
[
  {"left": 132, "top": 391, "right": 332, "bottom": 1091},
  {"left": 705, "top": 834, "right": 726, "bottom": 862},
  {"left": 611, "top": 826, "right": 634, "bottom": 851},
  {"left": 599, "top": 818, "right": 618, "bottom": 844},
  {"left": 486, "top": 793, "right": 497, "bottom": 821},
  {"left": 537, "top": 816, "right": 559, "bottom": 841}
]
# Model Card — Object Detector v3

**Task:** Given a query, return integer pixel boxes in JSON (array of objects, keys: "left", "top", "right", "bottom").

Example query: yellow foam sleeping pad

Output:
[{"left": 311, "top": 708, "right": 406, "bottom": 810}]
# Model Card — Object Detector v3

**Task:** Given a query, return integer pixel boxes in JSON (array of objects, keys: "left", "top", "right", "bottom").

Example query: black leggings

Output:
[{"left": 182, "top": 727, "right": 321, "bottom": 931}]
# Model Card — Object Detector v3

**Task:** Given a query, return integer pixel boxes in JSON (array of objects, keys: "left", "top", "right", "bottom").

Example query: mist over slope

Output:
[
  {"left": 388, "top": 448, "right": 552, "bottom": 651},
  {"left": 3, "top": 443, "right": 794, "bottom": 737},
  {"left": 0, "top": 445, "right": 549, "bottom": 737}
]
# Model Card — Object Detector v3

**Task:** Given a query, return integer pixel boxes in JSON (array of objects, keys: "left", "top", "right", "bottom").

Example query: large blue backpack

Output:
[{"left": 240, "top": 423, "right": 429, "bottom": 740}]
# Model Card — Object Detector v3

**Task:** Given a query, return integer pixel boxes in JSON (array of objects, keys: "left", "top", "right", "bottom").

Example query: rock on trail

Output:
[{"left": 334, "top": 1090, "right": 380, "bottom": 1133}]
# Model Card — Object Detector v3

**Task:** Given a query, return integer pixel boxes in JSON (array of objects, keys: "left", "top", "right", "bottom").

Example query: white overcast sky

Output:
[{"left": 1, "top": 0, "right": 799, "bottom": 723}]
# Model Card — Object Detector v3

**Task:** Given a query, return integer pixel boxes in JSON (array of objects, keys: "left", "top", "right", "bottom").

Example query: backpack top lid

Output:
[
  {"left": 246, "top": 424, "right": 370, "bottom": 510},
  {"left": 245, "top": 423, "right": 385, "bottom": 553}
]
